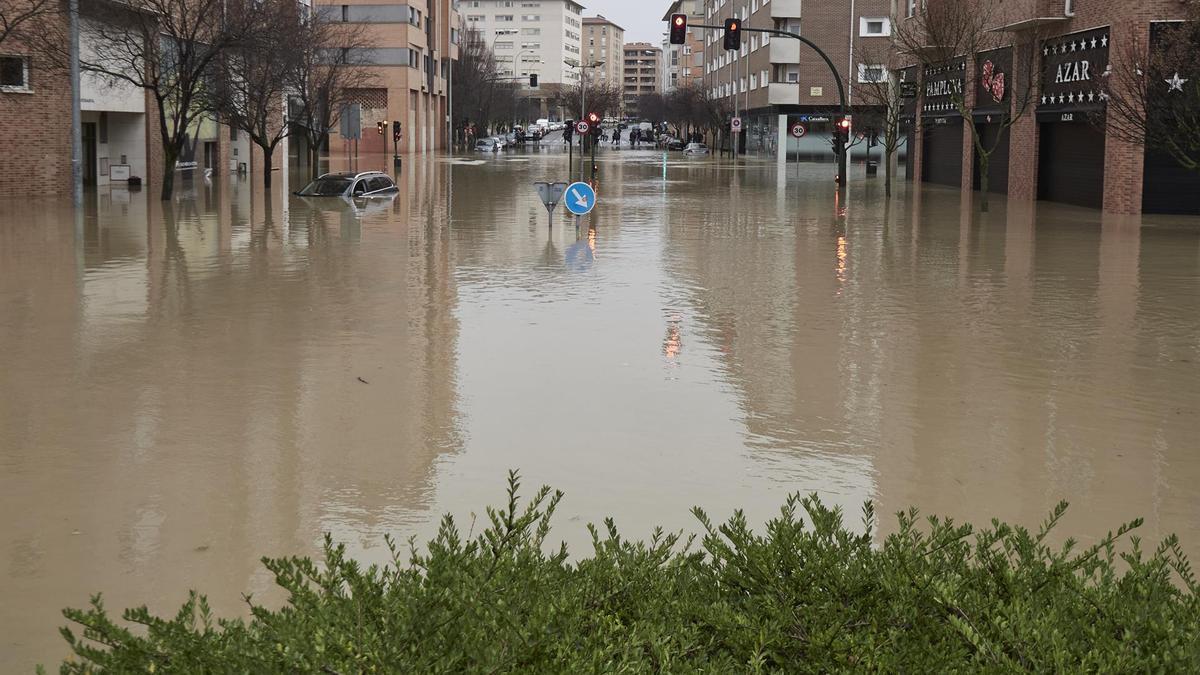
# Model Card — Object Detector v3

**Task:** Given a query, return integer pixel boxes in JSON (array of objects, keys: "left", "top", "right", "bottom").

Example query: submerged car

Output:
[
  {"left": 296, "top": 171, "right": 399, "bottom": 198},
  {"left": 475, "top": 138, "right": 500, "bottom": 152},
  {"left": 683, "top": 142, "right": 710, "bottom": 156}
]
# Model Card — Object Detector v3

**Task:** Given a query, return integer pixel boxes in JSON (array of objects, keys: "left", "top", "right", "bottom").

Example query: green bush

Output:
[{"left": 54, "top": 471, "right": 1200, "bottom": 673}]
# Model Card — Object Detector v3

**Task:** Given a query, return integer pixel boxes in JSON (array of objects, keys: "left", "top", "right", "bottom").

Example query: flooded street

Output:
[{"left": 3, "top": 151, "right": 1200, "bottom": 669}]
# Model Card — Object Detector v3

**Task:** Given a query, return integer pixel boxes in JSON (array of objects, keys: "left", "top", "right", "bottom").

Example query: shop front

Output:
[
  {"left": 1036, "top": 27, "right": 1109, "bottom": 209},
  {"left": 971, "top": 47, "right": 1012, "bottom": 195},
  {"left": 920, "top": 60, "right": 965, "bottom": 187}
]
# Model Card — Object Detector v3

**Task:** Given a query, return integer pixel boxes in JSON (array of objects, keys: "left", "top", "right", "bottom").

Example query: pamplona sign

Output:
[
  {"left": 1039, "top": 26, "right": 1110, "bottom": 109},
  {"left": 923, "top": 60, "right": 965, "bottom": 115}
]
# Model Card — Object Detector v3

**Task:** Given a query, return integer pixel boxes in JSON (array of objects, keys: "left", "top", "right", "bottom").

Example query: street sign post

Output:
[
  {"left": 533, "top": 181, "right": 569, "bottom": 228},
  {"left": 575, "top": 120, "right": 589, "bottom": 135},
  {"left": 790, "top": 122, "right": 807, "bottom": 138},
  {"left": 564, "top": 181, "right": 596, "bottom": 216}
]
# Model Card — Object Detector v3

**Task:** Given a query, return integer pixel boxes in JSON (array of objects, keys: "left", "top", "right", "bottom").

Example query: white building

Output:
[{"left": 462, "top": 0, "right": 584, "bottom": 85}]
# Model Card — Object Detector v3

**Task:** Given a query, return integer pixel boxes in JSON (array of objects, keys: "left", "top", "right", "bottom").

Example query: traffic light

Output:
[
  {"left": 669, "top": 14, "right": 687, "bottom": 45},
  {"left": 529, "top": 73, "right": 538, "bottom": 87},
  {"left": 587, "top": 111, "right": 601, "bottom": 126},
  {"left": 723, "top": 18, "right": 741, "bottom": 51},
  {"left": 392, "top": 120, "right": 401, "bottom": 142},
  {"left": 377, "top": 121, "right": 385, "bottom": 135}
]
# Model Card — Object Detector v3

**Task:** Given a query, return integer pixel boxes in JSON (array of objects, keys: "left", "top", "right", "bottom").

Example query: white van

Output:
[{"left": 535, "top": 118, "right": 550, "bottom": 131}]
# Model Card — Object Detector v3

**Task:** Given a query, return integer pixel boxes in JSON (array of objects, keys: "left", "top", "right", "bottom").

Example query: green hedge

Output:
[{"left": 54, "top": 472, "right": 1200, "bottom": 673}]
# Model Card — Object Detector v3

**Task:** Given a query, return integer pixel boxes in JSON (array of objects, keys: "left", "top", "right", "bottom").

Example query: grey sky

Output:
[{"left": 582, "top": 0, "right": 668, "bottom": 45}]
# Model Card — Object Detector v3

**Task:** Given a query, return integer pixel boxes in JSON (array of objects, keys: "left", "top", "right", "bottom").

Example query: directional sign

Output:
[
  {"left": 731, "top": 116, "right": 742, "bottom": 131},
  {"left": 790, "top": 122, "right": 807, "bottom": 138},
  {"left": 564, "top": 181, "right": 596, "bottom": 216},
  {"left": 575, "top": 120, "right": 590, "bottom": 135}
]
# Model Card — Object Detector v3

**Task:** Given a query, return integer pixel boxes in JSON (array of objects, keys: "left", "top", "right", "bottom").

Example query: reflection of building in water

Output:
[{"left": 0, "top": 174, "right": 462, "bottom": 668}]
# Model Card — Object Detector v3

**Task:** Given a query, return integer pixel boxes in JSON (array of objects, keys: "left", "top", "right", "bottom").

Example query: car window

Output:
[
  {"left": 365, "top": 177, "right": 389, "bottom": 192},
  {"left": 299, "top": 177, "right": 351, "bottom": 196},
  {"left": 352, "top": 180, "right": 367, "bottom": 195}
]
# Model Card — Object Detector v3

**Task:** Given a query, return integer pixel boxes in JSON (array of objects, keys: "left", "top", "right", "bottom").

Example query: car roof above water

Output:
[{"left": 317, "top": 171, "right": 391, "bottom": 180}]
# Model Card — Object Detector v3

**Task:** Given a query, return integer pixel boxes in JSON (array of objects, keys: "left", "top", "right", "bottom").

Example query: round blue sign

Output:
[{"left": 564, "top": 181, "right": 597, "bottom": 216}]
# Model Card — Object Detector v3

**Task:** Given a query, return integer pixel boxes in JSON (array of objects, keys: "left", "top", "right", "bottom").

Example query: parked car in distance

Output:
[
  {"left": 549, "top": 121, "right": 564, "bottom": 131},
  {"left": 525, "top": 126, "right": 544, "bottom": 141},
  {"left": 296, "top": 171, "right": 399, "bottom": 198},
  {"left": 475, "top": 138, "right": 500, "bottom": 152},
  {"left": 683, "top": 142, "right": 710, "bottom": 156},
  {"left": 492, "top": 135, "right": 508, "bottom": 149}
]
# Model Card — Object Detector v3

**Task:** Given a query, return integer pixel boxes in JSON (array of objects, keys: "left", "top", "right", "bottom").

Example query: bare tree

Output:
[
  {"left": 852, "top": 44, "right": 908, "bottom": 196},
  {"left": 208, "top": 0, "right": 299, "bottom": 188},
  {"left": 893, "top": 0, "right": 1047, "bottom": 211},
  {"left": 548, "top": 79, "right": 623, "bottom": 120},
  {"left": 0, "top": 0, "right": 55, "bottom": 48},
  {"left": 286, "top": 9, "right": 376, "bottom": 181},
  {"left": 1101, "top": 14, "right": 1200, "bottom": 173},
  {"left": 451, "top": 29, "right": 502, "bottom": 140},
  {"left": 36, "top": 0, "right": 266, "bottom": 200}
]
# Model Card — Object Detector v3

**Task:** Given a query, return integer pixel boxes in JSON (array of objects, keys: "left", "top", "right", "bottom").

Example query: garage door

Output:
[
  {"left": 1037, "top": 121, "right": 1105, "bottom": 209},
  {"left": 922, "top": 118, "right": 963, "bottom": 187},
  {"left": 972, "top": 121, "right": 1009, "bottom": 195}
]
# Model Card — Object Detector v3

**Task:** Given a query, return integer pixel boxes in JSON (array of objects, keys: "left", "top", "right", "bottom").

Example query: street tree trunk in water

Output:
[
  {"left": 261, "top": 148, "right": 272, "bottom": 188},
  {"left": 161, "top": 148, "right": 176, "bottom": 202},
  {"left": 884, "top": 147, "right": 894, "bottom": 197},
  {"left": 978, "top": 153, "right": 990, "bottom": 212}
]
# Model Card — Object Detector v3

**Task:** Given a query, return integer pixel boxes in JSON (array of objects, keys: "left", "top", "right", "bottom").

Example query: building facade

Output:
[
  {"left": 582, "top": 16, "right": 625, "bottom": 86},
  {"left": 660, "top": 0, "right": 704, "bottom": 92},
  {"left": 903, "top": 0, "right": 1196, "bottom": 214},
  {"left": 319, "top": 0, "right": 460, "bottom": 162},
  {"left": 700, "top": 0, "right": 892, "bottom": 161},
  {"left": 623, "top": 42, "right": 663, "bottom": 116},
  {"left": 462, "top": 0, "right": 583, "bottom": 86}
]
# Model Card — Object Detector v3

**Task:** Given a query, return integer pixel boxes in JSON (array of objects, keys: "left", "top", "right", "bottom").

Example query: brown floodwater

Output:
[{"left": 2, "top": 151, "right": 1199, "bottom": 669}]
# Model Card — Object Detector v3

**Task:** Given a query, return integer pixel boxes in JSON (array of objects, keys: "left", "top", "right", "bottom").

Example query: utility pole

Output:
[{"left": 69, "top": 0, "right": 82, "bottom": 205}]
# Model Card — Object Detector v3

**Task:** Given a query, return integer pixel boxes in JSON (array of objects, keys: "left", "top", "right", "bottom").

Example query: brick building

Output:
[
  {"left": 623, "top": 42, "right": 662, "bottom": 116},
  {"left": 699, "top": 0, "right": 892, "bottom": 163},
  {"left": 903, "top": 0, "right": 1196, "bottom": 214},
  {"left": 583, "top": 16, "right": 625, "bottom": 87}
]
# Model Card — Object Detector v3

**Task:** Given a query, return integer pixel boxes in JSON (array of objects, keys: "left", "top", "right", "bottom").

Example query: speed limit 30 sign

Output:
[
  {"left": 790, "top": 122, "right": 807, "bottom": 138},
  {"left": 575, "top": 120, "right": 589, "bottom": 134}
]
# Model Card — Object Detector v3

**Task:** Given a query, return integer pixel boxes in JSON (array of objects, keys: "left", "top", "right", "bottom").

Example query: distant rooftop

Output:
[{"left": 583, "top": 15, "right": 625, "bottom": 31}]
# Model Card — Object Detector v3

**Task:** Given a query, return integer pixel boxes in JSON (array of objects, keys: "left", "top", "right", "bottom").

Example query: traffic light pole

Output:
[{"left": 694, "top": 24, "right": 848, "bottom": 186}]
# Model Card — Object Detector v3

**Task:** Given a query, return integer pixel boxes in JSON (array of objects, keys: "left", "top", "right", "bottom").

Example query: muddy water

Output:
[{"left": 2, "top": 153, "right": 1199, "bottom": 669}]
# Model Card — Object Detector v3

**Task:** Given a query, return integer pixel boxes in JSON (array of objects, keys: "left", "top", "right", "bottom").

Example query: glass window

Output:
[
  {"left": 299, "top": 177, "right": 351, "bottom": 196},
  {"left": 0, "top": 56, "right": 29, "bottom": 90},
  {"left": 859, "top": 17, "right": 890, "bottom": 36},
  {"left": 857, "top": 64, "right": 886, "bottom": 83}
]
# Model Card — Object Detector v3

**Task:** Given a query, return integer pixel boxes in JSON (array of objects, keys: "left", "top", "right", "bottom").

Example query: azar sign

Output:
[{"left": 1039, "top": 27, "right": 1110, "bottom": 110}]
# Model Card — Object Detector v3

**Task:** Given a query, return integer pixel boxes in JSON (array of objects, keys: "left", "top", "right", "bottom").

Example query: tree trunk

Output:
[
  {"left": 884, "top": 147, "right": 894, "bottom": 197},
  {"left": 978, "top": 153, "right": 990, "bottom": 213},
  {"left": 309, "top": 141, "right": 321, "bottom": 181},
  {"left": 160, "top": 149, "right": 177, "bottom": 201},
  {"left": 262, "top": 146, "right": 273, "bottom": 188}
]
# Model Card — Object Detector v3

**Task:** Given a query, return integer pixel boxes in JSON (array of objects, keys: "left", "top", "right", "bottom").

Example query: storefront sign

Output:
[
  {"left": 923, "top": 60, "right": 965, "bottom": 115},
  {"left": 974, "top": 47, "right": 1012, "bottom": 116},
  {"left": 1039, "top": 27, "right": 1110, "bottom": 111}
]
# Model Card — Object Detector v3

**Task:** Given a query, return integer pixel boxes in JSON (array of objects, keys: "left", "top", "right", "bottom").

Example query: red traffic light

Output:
[
  {"left": 587, "top": 111, "right": 601, "bottom": 124},
  {"left": 669, "top": 13, "right": 687, "bottom": 44},
  {"left": 838, "top": 118, "right": 852, "bottom": 129},
  {"left": 722, "top": 18, "right": 741, "bottom": 50}
]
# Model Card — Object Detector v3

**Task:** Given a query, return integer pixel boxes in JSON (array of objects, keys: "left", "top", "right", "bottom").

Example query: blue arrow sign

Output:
[{"left": 564, "top": 181, "right": 597, "bottom": 216}]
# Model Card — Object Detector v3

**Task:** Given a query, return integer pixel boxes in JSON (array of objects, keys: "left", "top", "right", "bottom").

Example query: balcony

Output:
[
  {"left": 767, "top": 81, "right": 799, "bottom": 106},
  {"left": 769, "top": 39, "right": 799, "bottom": 65},
  {"left": 770, "top": 0, "right": 800, "bottom": 20}
]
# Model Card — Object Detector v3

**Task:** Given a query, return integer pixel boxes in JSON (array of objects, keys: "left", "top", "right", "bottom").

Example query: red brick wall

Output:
[{"left": 0, "top": 29, "right": 72, "bottom": 197}]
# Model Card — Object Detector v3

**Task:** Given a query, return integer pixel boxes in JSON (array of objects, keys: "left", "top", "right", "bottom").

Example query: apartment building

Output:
[
  {"left": 623, "top": 43, "right": 663, "bottom": 116},
  {"left": 319, "top": 0, "right": 460, "bottom": 162},
  {"left": 582, "top": 16, "right": 625, "bottom": 86},
  {"left": 902, "top": 0, "right": 1196, "bottom": 214},
  {"left": 462, "top": 0, "right": 584, "bottom": 85},
  {"left": 660, "top": 0, "right": 704, "bottom": 91},
  {"left": 701, "top": 0, "right": 891, "bottom": 161}
]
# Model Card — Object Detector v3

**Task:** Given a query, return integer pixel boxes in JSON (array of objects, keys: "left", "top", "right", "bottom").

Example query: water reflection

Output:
[{"left": 1, "top": 154, "right": 1199, "bottom": 669}]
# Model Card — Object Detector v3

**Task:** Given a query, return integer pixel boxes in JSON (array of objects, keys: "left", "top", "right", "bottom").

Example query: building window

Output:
[
  {"left": 0, "top": 55, "right": 31, "bottom": 91},
  {"left": 451, "top": 28, "right": 461, "bottom": 44},
  {"left": 496, "top": 15, "right": 514, "bottom": 21},
  {"left": 906, "top": 0, "right": 917, "bottom": 17},
  {"left": 859, "top": 17, "right": 890, "bottom": 36},
  {"left": 495, "top": 41, "right": 513, "bottom": 49},
  {"left": 521, "top": 27, "right": 539, "bottom": 34},
  {"left": 857, "top": 63, "right": 886, "bottom": 83},
  {"left": 467, "top": 15, "right": 483, "bottom": 21},
  {"left": 408, "top": 7, "right": 421, "bottom": 26},
  {"left": 409, "top": 50, "right": 421, "bottom": 68},
  {"left": 521, "top": 14, "right": 540, "bottom": 21},
  {"left": 1064, "top": 0, "right": 1075, "bottom": 15}
]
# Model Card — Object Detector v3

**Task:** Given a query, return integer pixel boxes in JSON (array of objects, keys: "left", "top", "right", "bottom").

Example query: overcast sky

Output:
[{"left": 583, "top": 0, "right": 667, "bottom": 45}]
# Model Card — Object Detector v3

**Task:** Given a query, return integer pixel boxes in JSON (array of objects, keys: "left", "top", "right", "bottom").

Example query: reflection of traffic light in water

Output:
[{"left": 663, "top": 312, "right": 683, "bottom": 361}]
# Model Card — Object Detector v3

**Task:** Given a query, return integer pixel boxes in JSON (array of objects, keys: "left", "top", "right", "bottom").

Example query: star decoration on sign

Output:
[
  {"left": 1087, "top": 91, "right": 1095, "bottom": 102},
  {"left": 1070, "top": 41, "right": 1077, "bottom": 52},
  {"left": 1068, "top": 92, "right": 1075, "bottom": 103},
  {"left": 1166, "top": 72, "right": 1188, "bottom": 92},
  {"left": 1043, "top": 46, "right": 1049, "bottom": 56},
  {"left": 1101, "top": 35, "right": 1108, "bottom": 47},
  {"left": 1090, "top": 37, "right": 1098, "bottom": 49}
]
